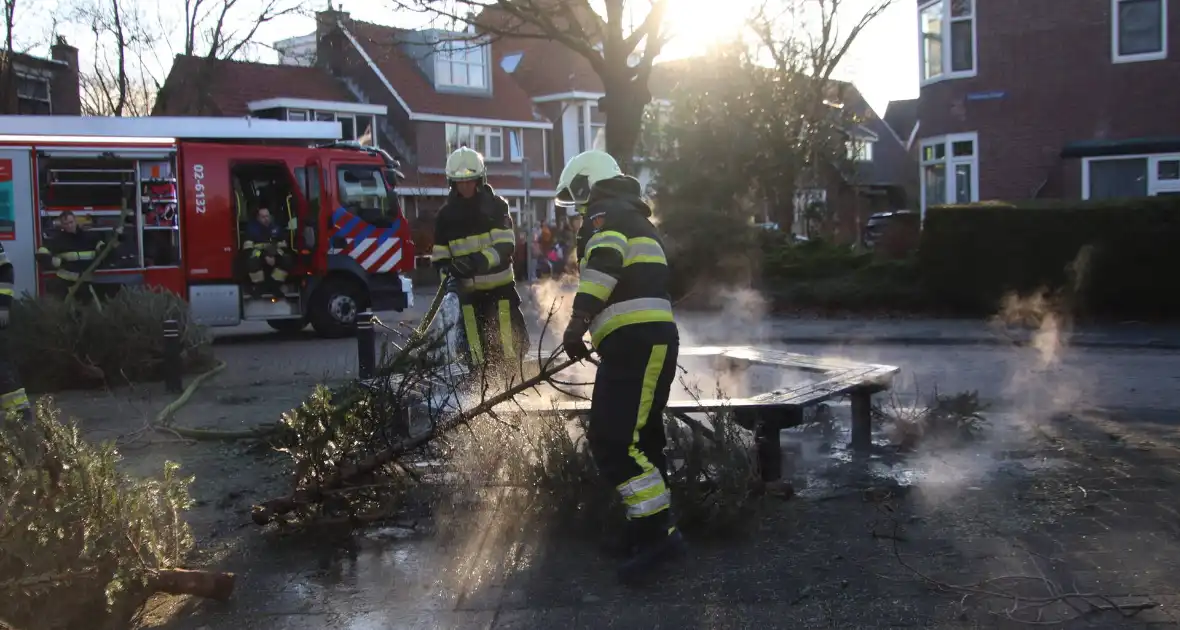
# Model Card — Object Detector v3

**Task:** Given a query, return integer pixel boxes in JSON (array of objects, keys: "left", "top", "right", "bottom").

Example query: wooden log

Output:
[{"left": 151, "top": 568, "right": 236, "bottom": 601}]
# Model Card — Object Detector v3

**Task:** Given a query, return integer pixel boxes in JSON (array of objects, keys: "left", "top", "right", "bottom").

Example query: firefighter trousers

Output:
[
  {"left": 587, "top": 321, "right": 680, "bottom": 543},
  {"left": 459, "top": 288, "right": 529, "bottom": 369},
  {"left": 246, "top": 247, "right": 293, "bottom": 287}
]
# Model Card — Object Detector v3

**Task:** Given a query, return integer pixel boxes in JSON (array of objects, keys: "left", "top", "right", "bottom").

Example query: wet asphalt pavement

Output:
[{"left": 145, "top": 318, "right": 1180, "bottom": 629}]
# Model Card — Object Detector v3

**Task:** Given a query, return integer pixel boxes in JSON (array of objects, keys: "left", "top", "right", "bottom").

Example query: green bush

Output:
[
  {"left": 919, "top": 198, "right": 1180, "bottom": 317},
  {"left": 8, "top": 287, "right": 214, "bottom": 392},
  {"left": 659, "top": 203, "right": 761, "bottom": 302},
  {"left": 760, "top": 238, "right": 929, "bottom": 313}
]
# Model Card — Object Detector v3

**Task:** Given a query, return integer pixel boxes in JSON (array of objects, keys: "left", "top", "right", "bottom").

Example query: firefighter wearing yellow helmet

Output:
[
  {"left": 431, "top": 146, "right": 528, "bottom": 369},
  {"left": 556, "top": 150, "right": 684, "bottom": 583}
]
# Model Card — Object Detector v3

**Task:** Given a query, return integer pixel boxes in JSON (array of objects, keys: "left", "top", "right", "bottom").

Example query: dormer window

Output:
[{"left": 436, "top": 38, "right": 489, "bottom": 89}]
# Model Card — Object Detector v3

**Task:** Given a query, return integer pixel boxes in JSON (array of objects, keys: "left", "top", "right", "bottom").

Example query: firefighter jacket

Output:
[
  {"left": 572, "top": 175, "right": 675, "bottom": 349},
  {"left": 243, "top": 220, "right": 287, "bottom": 252},
  {"left": 36, "top": 228, "right": 108, "bottom": 282},
  {"left": 430, "top": 185, "right": 516, "bottom": 298}
]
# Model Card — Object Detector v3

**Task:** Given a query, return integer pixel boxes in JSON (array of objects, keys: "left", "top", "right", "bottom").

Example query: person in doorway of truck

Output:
[
  {"left": 35, "top": 210, "right": 116, "bottom": 302},
  {"left": 243, "top": 207, "right": 293, "bottom": 298},
  {"left": 430, "top": 147, "right": 529, "bottom": 372},
  {"left": 556, "top": 149, "right": 685, "bottom": 584},
  {"left": 0, "top": 242, "right": 31, "bottom": 422}
]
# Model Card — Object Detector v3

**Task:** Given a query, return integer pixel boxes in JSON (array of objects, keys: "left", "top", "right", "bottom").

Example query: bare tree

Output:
[
  {"left": 1, "top": 0, "right": 18, "bottom": 114},
  {"left": 390, "top": 0, "right": 670, "bottom": 167},
  {"left": 745, "top": 0, "right": 894, "bottom": 228},
  {"left": 67, "top": 0, "right": 159, "bottom": 116},
  {"left": 147, "top": 0, "right": 308, "bottom": 114}
]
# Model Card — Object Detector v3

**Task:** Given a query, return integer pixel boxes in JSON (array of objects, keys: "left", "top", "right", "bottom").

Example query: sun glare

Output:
[{"left": 662, "top": 0, "right": 752, "bottom": 56}]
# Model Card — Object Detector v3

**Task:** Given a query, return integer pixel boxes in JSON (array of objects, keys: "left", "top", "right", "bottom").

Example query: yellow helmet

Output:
[
  {"left": 445, "top": 146, "right": 486, "bottom": 182},
  {"left": 555, "top": 150, "right": 622, "bottom": 210}
]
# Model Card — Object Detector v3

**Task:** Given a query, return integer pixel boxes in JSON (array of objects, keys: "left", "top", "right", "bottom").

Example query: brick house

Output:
[
  {"left": 912, "top": 0, "right": 1180, "bottom": 219},
  {"left": 0, "top": 37, "right": 81, "bottom": 116}
]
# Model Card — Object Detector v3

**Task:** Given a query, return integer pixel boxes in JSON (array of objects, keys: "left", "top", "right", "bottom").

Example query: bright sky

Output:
[{"left": 8, "top": 0, "right": 918, "bottom": 115}]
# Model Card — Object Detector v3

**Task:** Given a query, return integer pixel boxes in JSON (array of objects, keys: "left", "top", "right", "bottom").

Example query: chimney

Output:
[
  {"left": 49, "top": 36, "right": 81, "bottom": 115},
  {"left": 315, "top": 5, "right": 351, "bottom": 72},
  {"left": 50, "top": 35, "right": 79, "bottom": 71}
]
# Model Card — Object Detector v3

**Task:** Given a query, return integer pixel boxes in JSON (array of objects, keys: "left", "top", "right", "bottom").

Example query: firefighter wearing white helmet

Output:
[
  {"left": 557, "top": 150, "right": 685, "bottom": 583},
  {"left": 430, "top": 146, "right": 528, "bottom": 369}
]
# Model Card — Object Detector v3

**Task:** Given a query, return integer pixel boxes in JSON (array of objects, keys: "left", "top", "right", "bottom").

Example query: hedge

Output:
[{"left": 919, "top": 197, "right": 1180, "bottom": 318}]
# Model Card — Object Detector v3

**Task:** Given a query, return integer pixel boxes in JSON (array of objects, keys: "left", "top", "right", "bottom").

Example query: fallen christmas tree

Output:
[
  {"left": 0, "top": 402, "right": 234, "bottom": 630},
  {"left": 253, "top": 298, "right": 764, "bottom": 538}
]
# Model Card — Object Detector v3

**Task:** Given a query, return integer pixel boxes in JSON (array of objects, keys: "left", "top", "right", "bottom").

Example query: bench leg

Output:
[
  {"left": 850, "top": 388, "right": 873, "bottom": 453},
  {"left": 754, "top": 410, "right": 788, "bottom": 482}
]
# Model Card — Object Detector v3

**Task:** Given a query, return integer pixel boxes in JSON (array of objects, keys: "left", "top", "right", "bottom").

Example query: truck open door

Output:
[{"left": 297, "top": 158, "right": 328, "bottom": 272}]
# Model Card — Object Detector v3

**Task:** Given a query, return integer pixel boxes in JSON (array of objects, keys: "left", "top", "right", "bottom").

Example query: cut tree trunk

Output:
[{"left": 151, "top": 568, "right": 236, "bottom": 601}]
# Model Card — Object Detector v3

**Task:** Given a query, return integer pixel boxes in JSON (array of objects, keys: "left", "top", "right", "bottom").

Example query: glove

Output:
[
  {"left": 287, "top": 217, "right": 299, "bottom": 230},
  {"left": 450, "top": 254, "right": 479, "bottom": 279},
  {"left": 562, "top": 313, "right": 592, "bottom": 361},
  {"left": 442, "top": 272, "right": 461, "bottom": 296},
  {"left": 0, "top": 309, "right": 10, "bottom": 329}
]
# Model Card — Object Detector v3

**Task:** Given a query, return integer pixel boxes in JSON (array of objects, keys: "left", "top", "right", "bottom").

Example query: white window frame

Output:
[
  {"left": 445, "top": 123, "right": 504, "bottom": 162},
  {"left": 15, "top": 72, "right": 52, "bottom": 113},
  {"left": 1082, "top": 152, "right": 1180, "bottom": 199},
  {"left": 918, "top": 0, "right": 978, "bottom": 86},
  {"left": 587, "top": 102, "right": 605, "bottom": 150},
  {"left": 434, "top": 38, "right": 490, "bottom": 90},
  {"left": 847, "top": 139, "right": 875, "bottom": 162},
  {"left": 287, "top": 109, "right": 309, "bottom": 122},
  {"left": 508, "top": 128, "right": 524, "bottom": 163},
  {"left": 919, "top": 132, "right": 980, "bottom": 220},
  {"left": 1111, "top": 0, "right": 1168, "bottom": 63}
]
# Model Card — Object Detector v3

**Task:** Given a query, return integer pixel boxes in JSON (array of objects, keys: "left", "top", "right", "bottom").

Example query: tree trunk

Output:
[
  {"left": 151, "top": 568, "right": 236, "bottom": 601},
  {"left": 601, "top": 76, "right": 650, "bottom": 173}
]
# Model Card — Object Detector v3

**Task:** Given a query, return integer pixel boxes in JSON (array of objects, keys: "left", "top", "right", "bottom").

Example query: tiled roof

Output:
[
  {"left": 883, "top": 98, "right": 918, "bottom": 143},
  {"left": 343, "top": 20, "right": 548, "bottom": 123},
  {"left": 493, "top": 37, "right": 603, "bottom": 96},
  {"left": 152, "top": 55, "right": 356, "bottom": 116}
]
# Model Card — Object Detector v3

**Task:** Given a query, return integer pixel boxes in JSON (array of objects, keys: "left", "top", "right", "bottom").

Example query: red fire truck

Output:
[{"left": 0, "top": 116, "right": 415, "bottom": 337}]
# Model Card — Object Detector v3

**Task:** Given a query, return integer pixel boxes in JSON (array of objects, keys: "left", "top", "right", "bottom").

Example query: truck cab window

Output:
[{"left": 337, "top": 165, "right": 400, "bottom": 227}]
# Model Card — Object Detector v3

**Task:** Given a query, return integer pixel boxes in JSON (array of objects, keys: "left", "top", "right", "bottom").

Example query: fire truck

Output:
[{"left": 0, "top": 116, "right": 415, "bottom": 337}]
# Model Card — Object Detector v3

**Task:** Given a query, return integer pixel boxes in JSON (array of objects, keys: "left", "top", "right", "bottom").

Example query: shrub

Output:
[
  {"left": 8, "top": 287, "right": 213, "bottom": 392},
  {"left": 659, "top": 203, "right": 761, "bottom": 302},
  {"left": 919, "top": 197, "right": 1180, "bottom": 318},
  {"left": 760, "top": 239, "right": 930, "bottom": 313},
  {"left": 0, "top": 402, "right": 194, "bottom": 630}
]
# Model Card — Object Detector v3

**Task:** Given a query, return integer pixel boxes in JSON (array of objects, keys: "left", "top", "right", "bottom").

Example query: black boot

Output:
[{"left": 616, "top": 524, "right": 688, "bottom": 585}]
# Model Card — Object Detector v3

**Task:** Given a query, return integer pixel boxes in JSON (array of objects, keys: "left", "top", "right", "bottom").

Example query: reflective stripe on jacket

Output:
[{"left": 572, "top": 175, "right": 674, "bottom": 347}]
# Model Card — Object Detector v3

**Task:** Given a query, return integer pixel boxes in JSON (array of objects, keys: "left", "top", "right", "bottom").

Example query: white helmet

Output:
[
  {"left": 445, "top": 146, "right": 486, "bottom": 183},
  {"left": 555, "top": 150, "right": 622, "bottom": 208}
]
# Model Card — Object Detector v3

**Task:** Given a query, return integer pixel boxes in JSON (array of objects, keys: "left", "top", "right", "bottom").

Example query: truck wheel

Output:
[
  {"left": 267, "top": 318, "right": 307, "bottom": 334},
  {"left": 309, "top": 277, "right": 365, "bottom": 338}
]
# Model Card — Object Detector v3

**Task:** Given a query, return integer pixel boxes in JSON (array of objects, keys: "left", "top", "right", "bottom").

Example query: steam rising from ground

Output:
[{"left": 516, "top": 262, "right": 1095, "bottom": 508}]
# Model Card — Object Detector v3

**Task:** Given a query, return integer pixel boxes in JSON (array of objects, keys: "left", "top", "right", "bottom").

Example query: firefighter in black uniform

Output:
[
  {"left": 0, "top": 242, "right": 31, "bottom": 419},
  {"left": 557, "top": 150, "right": 685, "bottom": 583},
  {"left": 431, "top": 147, "right": 528, "bottom": 370},
  {"left": 243, "top": 207, "right": 294, "bottom": 297},
  {"left": 37, "top": 210, "right": 108, "bottom": 301}
]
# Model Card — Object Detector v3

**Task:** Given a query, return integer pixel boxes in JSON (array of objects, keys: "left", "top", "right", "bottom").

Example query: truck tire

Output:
[
  {"left": 267, "top": 318, "right": 307, "bottom": 334},
  {"left": 309, "top": 276, "right": 366, "bottom": 338}
]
